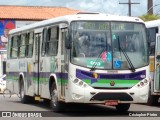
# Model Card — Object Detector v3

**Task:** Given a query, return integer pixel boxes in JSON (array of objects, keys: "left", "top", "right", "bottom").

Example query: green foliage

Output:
[{"left": 139, "top": 14, "right": 160, "bottom": 21}]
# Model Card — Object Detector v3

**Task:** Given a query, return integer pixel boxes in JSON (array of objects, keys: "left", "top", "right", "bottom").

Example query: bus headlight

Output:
[
  {"left": 73, "top": 78, "right": 79, "bottom": 83},
  {"left": 72, "top": 78, "right": 89, "bottom": 88},
  {"left": 79, "top": 81, "right": 83, "bottom": 86},
  {"left": 140, "top": 82, "right": 144, "bottom": 86},
  {"left": 136, "top": 79, "right": 149, "bottom": 88},
  {"left": 144, "top": 79, "right": 148, "bottom": 83}
]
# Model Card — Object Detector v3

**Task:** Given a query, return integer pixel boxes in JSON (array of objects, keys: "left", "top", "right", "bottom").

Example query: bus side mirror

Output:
[
  {"left": 156, "top": 35, "right": 160, "bottom": 62},
  {"left": 156, "top": 55, "right": 160, "bottom": 62},
  {"left": 65, "top": 31, "right": 72, "bottom": 49}
]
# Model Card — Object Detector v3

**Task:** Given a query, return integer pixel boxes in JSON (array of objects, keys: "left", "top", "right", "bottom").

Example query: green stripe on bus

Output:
[
  {"left": 96, "top": 79, "right": 139, "bottom": 84},
  {"left": 82, "top": 79, "right": 139, "bottom": 87},
  {"left": 91, "top": 83, "right": 136, "bottom": 87},
  {"left": 90, "top": 79, "right": 139, "bottom": 87}
]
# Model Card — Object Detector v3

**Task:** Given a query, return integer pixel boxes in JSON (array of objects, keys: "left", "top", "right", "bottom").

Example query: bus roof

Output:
[
  {"left": 9, "top": 12, "right": 144, "bottom": 34},
  {"left": 145, "top": 19, "right": 160, "bottom": 28}
]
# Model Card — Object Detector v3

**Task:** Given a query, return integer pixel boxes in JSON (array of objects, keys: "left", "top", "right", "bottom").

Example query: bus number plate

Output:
[{"left": 105, "top": 100, "right": 118, "bottom": 106}]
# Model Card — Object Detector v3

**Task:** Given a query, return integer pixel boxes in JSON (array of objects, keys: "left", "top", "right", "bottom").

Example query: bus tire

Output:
[
  {"left": 50, "top": 82, "right": 64, "bottom": 112},
  {"left": 20, "top": 79, "right": 33, "bottom": 104},
  {"left": 147, "top": 87, "right": 159, "bottom": 106},
  {"left": 147, "top": 94, "right": 159, "bottom": 106},
  {"left": 115, "top": 103, "right": 130, "bottom": 112}
]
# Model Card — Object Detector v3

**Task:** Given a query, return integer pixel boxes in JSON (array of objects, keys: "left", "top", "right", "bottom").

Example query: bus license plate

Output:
[{"left": 105, "top": 100, "right": 118, "bottom": 106}]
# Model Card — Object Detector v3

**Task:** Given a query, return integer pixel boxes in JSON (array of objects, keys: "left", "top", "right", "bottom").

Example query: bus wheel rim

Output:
[
  {"left": 21, "top": 85, "right": 24, "bottom": 99},
  {"left": 52, "top": 89, "right": 58, "bottom": 107}
]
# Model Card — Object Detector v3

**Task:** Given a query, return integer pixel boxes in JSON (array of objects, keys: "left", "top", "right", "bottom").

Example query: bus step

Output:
[{"left": 34, "top": 96, "right": 41, "bottom": 101}]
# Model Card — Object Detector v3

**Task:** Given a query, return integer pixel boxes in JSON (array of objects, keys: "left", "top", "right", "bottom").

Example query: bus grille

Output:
[
  {"left": 92, "top": 87, "right": 131, "bottom": 89},
  {"left": 90, "top": 92, "right": 133, "bottom": 101}
]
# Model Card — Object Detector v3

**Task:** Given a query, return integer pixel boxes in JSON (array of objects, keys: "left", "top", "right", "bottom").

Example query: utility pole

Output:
[
  {"left": 147, "top": 0, "right": 153, "bottom": 15},
  {"left": 119, "top": 0, "right": 140, "bottom": 16}
]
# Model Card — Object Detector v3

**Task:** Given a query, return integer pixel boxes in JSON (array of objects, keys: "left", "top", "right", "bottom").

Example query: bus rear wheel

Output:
[
  {"left": 20, "top": 79, "right": 33, "bottom": 104},
  {"left": 115, "top": 103, "right": 130, "bottom": 112},
  {"left": 50, "top": 83, "right": 64, "bottom": 112}
]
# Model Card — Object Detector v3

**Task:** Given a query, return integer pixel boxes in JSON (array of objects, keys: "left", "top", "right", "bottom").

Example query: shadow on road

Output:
[
  {"left": 61, "top": 103, "right": 130, "bottom": 117},
  {"left": 9, "top": 100, "right": 131, "bottom": 116},
  {"left": 32, "top": 101, "right": 133, "bottom": 116},
  {"left": 3, "top": 96, "right": 160, "bottom": 117}
]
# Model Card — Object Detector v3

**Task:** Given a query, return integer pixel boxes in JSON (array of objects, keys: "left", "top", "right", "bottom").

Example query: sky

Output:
[{"left": 0, "top": 0, "right": 160, "bottom": 16}]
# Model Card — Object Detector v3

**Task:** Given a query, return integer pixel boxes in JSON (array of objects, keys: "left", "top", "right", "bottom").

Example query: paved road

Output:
[{"left": 0, "top": 94, "right": 160, "bottom": 119}]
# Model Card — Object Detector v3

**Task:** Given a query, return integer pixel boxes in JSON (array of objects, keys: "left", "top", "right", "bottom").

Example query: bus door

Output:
[
  {"left": 60, "top": 27, "right": 69, "bottom": 99},
  {"left": 154, "top": 34, "right": 160, "bottom": 92},
  {"left": 34, "top": 33, "right": 42, "bottom": 96}
]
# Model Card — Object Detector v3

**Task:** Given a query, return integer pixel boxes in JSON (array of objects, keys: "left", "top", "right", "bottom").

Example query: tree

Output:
[{"left": 139, "top": 14, "right": 160, "bottom": 21}]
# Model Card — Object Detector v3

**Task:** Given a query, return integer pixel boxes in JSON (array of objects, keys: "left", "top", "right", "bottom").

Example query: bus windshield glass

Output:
[{"left": 70, "top": 21, "right": 148, "bottom": 70}]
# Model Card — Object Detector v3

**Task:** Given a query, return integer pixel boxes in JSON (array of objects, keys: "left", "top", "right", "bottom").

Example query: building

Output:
[{"left": 0, "top": 5, "right": 79, "bottom": 76}]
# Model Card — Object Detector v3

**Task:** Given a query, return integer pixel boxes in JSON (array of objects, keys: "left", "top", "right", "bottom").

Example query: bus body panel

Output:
[{"left": 65, "top": 63, "right": 149, "bottom": 103}]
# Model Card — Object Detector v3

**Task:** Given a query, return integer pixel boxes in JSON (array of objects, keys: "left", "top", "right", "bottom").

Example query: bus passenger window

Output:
[
  {"left": 19, "top": 34, "right": 26, "bottom": 58},
  {"left": 45, "top": 29, "right": 50, "bottom": 55},
  {"left": 10, "top": 36, "right": 18, "bottom": 58},
  {"left": 26, "top": 32, "right": 34, "bottom": 57},
  {"left": 46, "top": 27, "right": 59, "bottom": 56},
  {"left": 42, "top": 28, "right": 47, "bottom": 56}
]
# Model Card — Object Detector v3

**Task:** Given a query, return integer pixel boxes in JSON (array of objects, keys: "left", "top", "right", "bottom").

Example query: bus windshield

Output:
[{"left": 71, "top": 21, "right": 148, "bottom": 70}]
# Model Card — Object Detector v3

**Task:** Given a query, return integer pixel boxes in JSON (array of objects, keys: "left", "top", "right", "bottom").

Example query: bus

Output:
[
  {"left": 145, "top": 20, "right": 160, "bottom": 105},
  {"left": 6, "top": 12, "right": 149, "bottom": 112}
]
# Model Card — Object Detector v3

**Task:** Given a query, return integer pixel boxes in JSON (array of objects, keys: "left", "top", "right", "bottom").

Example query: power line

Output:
[
  {"left": 119, "top": 0, "right": 140, "bottom": 16},
  {"left": 155, "top": 8, "right": 160, "bottom": 15}
]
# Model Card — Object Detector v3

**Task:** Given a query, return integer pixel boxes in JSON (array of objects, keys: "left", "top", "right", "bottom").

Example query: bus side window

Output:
[
  {"left": 148, "top": 27, "right": 158, "bottom": 42},
  {"left": 45, "top": 28, "right": 50, "bottom": 55},
  {"left": 41, "top": 28, "right": 47, "bottom": 56},
  {"left": 46, "top": 26, "right": 59, "bottom": 56},
  {"left": 10, "top": 36, "right": 18, "bottom": 58},
  {"left": 19, "top": 33, "right": 26, "bottom": 58},
  {"left": 7, "top": 36, "right": 11, "bottom": 59},
  {"left": 26, "top": 32, "right": 34, "bottom": 57},
  {"left": 149, "top": 42, "right": 155, "bottom": 55},
  {"left": 10, "top": 37, "right": 14, "bottom": 58}
]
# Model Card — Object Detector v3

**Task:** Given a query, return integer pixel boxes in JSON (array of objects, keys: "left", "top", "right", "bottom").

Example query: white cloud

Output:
[
  {"left": 64, "top": 0, "right": 146, "bottom": 16},
  {"left": 0, "top": 0, "right": 159, "bottom": 16}
]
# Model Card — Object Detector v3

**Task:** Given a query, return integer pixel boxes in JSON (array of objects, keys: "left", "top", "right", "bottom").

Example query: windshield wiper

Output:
[
  {"left": 117, "top": 37, "right": 135, "bottom": 72},
  {"left": 90, "top": 47, "right": 106, "bottom": 71}
]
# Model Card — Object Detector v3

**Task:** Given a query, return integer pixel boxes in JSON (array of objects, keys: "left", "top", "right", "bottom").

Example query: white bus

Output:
[
  {"left": 6, "top": 13, "right": 149, "bottom": 112},
  {"left": 145, "top": 20, "right": 160, "bottom": 105}
]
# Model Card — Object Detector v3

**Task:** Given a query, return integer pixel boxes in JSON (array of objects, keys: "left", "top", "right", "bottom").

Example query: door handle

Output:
[{"left": 33, "top": 60, "right": 38, "bottom": 64}]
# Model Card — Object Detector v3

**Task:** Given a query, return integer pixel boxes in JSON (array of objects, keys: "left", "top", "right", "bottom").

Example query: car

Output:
[{"left": 0, "top": 74, "right": 6, "bottom": 93}]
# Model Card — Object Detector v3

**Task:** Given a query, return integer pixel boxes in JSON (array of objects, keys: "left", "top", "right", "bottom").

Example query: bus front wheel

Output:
[
  {"left": 147, "top": 95, "right": 159, "bottom": 106},
  {"left": 115, "top": 103, "right": 130, "bottom": 112},
  {"left": 147, "top": 88, "right": 159, "bottom": 106},
  {"left": 50, "top": 83, "right": 64, "bottom": 112}
]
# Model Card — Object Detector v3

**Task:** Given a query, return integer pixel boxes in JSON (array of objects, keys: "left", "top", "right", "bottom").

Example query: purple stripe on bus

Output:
[{"left": 76, "top": 69, "right": 146, "bottom": 80}]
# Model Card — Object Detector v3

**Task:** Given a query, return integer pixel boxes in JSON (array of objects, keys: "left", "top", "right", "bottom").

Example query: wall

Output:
[
  {"left": 0, "top": 20, "right": 15, "bottom": 50},
  {"left": 0, "top": 19, "right": 38, "bottom": 76}
]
